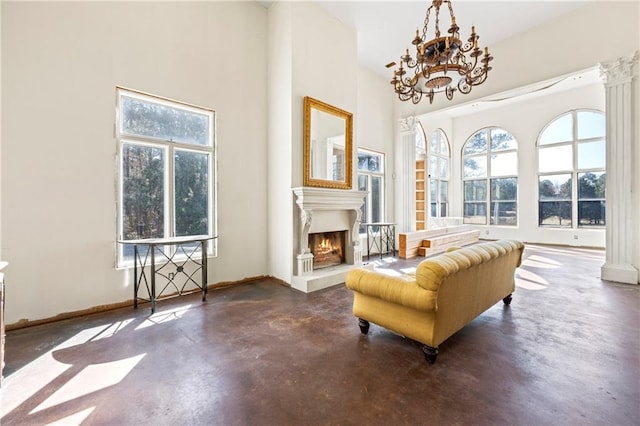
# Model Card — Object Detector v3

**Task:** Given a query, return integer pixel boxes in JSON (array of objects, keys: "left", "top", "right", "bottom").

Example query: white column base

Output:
[{"left": 601, "top": 262, "right": 639, "bottom": 284}]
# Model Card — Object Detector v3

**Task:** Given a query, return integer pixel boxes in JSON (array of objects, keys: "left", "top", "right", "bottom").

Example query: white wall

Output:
[
  {"left": 267, "top": 2, "right": 359, "bottom": 278},
  {"left": 1, "top": 2, "right": 269, "bottom": 324},
  {"left": 267, "top": 2, "right": 294, "bottom": 283},
  {"left": 422, "top": 82, "right": 606, "bottom": 247},
  {"left": 356, "top": 66, "right": 395, "bottom": 222}
]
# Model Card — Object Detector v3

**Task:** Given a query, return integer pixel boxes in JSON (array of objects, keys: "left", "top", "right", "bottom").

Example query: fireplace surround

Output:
[{"left": 291, "top": 187, "right": 367, "bottom": 292}]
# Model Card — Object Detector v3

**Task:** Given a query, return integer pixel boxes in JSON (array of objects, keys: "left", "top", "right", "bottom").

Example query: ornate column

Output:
[
  {"left": 397, "top": 117, "right": 417, "bottom": 233},
  {"left": 600, "top": 52, "right": 639, "bottom": 284}
]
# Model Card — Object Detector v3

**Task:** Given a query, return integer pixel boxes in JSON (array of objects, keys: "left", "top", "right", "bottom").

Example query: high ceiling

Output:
[
  {"left": 259, "top": 1, "right": 600, "bottom": 112},
  {"left": 314, "top": 1, "right": 593, "bottom": 80}
]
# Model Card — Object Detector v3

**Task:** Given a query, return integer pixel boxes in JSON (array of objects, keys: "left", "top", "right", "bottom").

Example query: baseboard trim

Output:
[{"left": 6, "top": 275, "right": 270, "bottom": 331}]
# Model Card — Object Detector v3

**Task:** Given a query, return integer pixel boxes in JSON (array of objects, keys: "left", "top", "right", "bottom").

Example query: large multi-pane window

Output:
[
  {"left": 538, "top": 110, "right": 605, "bottom": 227},
  {"left": 462, "top": 128, "right": 518, "bottom": 226},
  {"left": 116, "top": 88, "right": 216, "bottom": 266},
  {"left": 429, "top": 129, "right": 450, "bottom": 218},
  {"left": 358, "top": 149, "right": 385, "bottom": 233}
]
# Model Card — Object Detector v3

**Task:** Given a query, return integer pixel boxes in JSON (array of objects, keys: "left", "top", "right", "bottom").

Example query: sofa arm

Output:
[{"left": 345, "top": 268, "right": 437, "bottom": 311}]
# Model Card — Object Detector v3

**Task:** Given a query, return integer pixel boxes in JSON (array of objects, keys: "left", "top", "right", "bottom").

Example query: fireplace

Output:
[
  {"left": 309, "top": 231, "right": 346, "bottom": 269},
  {"left": 291, "top": 187, "right": 367, "bottom": 293}
]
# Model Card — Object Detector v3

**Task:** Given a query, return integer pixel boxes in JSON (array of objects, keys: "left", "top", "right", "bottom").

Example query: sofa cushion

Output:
[{"left": 345, "top": 268, "right": 437, "bottom": 311}]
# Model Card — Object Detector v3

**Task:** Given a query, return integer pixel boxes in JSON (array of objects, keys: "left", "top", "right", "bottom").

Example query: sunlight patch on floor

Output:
[
  {"left": 31, "top": 354, "right": 146, "bottom": 414},
  {"left": 515, "top": 269, "right": 549, "bottom": 290},
  {"left": 43, "top": 406, "right": 95, "bottom": 426},
  {"left": 1, "top": 321, "right": 132, "bottom": 417},
  {"left": 134, "top": 304, "right": 192, "bottom": 330}
]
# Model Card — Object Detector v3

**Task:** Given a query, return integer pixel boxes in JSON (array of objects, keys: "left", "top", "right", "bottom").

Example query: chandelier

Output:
[{"left": 389, "top": 0, "right": 493, "bottom": 104}]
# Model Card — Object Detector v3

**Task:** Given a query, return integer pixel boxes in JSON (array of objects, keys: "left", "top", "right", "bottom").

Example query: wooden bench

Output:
[{"left": 398, "top": 226, "right": 480, "bottom": 259}]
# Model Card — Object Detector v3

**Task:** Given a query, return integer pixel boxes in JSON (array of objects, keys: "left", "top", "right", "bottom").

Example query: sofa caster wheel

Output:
[
  {"left": 503, "top": 294, "right": 513, "bottom": 305},
  {"left": 358, "top": 318, "right": 370, "bottom": 334},
  {"left": 422, "top": 345, "right": 439, "bottom": 364}
]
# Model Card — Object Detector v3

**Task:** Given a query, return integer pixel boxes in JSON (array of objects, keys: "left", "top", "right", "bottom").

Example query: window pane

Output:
[
  {"left": 539, "top": 201, "right": 572, "bottom": 227},
  {"left": 464, "top": 180, "right": 487, "bottom": 202},
  {"left": 464, "top": 203, "right": 487, "bottom": 224},
  {"left": 430, "top": 180, "right": 437, "bottom": 201},
  {"left": 429, "top": 156, "right": 438, "bottom": 178},
  {"left": 540, "top": 113, "right": 572, "bottom": 145},
  {"left": 439, "top": 137, "right": 448, "bottom": 155},
  {"left": 440, "top": 181, "right": 448, "bottom": 203},
  {"left": 464, "top": 156, "right": 487, "bottom": 178},
  {"left": 577, "top": 111, "right": 605, "bottom": 140},
  {"left": 490, "top": 202, "right": 517, "bottom": 226},
  {"left": 121, "top": 95, "right": 210, "bottom": 146},
  {"left": 122, "top": 144, "right": 165, "bottom": 240},
  {"left": 357, "top": 151, "right": 382, "bottom": 172},
  {"left": 439, "top": 157, "right": 449, "bottom": 179},
  {"left": 491, "top": 178, "right": 517, "bottom": 201},
  {"left": 429, "top": 132, "right": 438, "bottom": 153},
  {"left": 539, "top": 174, "right": 572, "bottom": 200},
  {"left": 578, "top": 172, "right": 606, "bottom": 199},
  {"left": 431, "top": 203, "right": 437, "bottom": 217},
  {"left": 490, "top": 128, "right": 517, "bottom": 151},
  {"left": 491, "top": 152, "right": 518, "bottom": 176},
  {"left": 440, "top": 202, "right": 448, "bottom": 218},
  {"left": 358, "top": 174, "right": 368, "bottom": 232},
  {"left": 538, "top": 145, "right": 573, "bottom": 173},
  {"left": 577, "top": 140, "right": 605, "bottom": 169},
  {"left": 464, "top": 130, "right": 488, "bottom": 155},
  {"left": 175, "top": 150, "right": 209, "bottom": 237},
  {"left": 578, "top": 201, "right": 605, "bottom": 227},
  {"left": 371, "top": 176, "right": 382, "bottom": 223},
  {"left": 416, "top": 129, "right": 426, "bottom": 155}
]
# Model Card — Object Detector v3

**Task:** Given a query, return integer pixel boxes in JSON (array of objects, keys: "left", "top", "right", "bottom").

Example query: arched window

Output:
[
  {"left": 462, "top": 128, "right": 518, "bottom": 226},
  {"left": 428, "top": 129, "right": 450, "bottom": 218},
  {"left": 537, "top": 110, "right": 606, "bottom": 227}
]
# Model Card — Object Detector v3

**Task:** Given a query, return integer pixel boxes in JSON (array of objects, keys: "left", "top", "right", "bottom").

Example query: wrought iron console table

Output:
[
  {"left": 362, "top": 222, "right": 396, "bottom": 260},
  {"left": 119, "top": 236, "right": 217, "bottom": 313}
]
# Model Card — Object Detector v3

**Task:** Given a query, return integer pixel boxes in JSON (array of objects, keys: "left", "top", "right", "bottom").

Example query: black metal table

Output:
[
  {"left": 362, "top": 222, "right": 396, "bottom": 259},
  {"left": 119, "top": 236, "right": 217, "bottom": 313}
]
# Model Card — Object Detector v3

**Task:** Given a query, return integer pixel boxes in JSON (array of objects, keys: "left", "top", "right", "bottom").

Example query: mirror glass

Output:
[{"left": 304, "top": 96, "right": 353, "bottom": 189}]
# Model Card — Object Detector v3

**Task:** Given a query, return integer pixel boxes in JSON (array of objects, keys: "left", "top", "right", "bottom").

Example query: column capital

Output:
[
  {"left": 599, "top": 51, "right": 639, "bottom": 86},
  {"left": 399, "top": 116, "right": 418, "bottom": 134}
]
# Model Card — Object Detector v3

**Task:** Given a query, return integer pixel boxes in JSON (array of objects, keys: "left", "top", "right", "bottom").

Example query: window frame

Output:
[
  {"left": 357, "top": 148, "right": 386, "bottom": 234},
  {"left": 462, "top": 127, "right": 519, "bottom": 226},
  {"left": 115, "top": 87, "right": 217, "bottom": 267},
  {"left": 537, "top": 109, "right": 605, "bottom": 228}
]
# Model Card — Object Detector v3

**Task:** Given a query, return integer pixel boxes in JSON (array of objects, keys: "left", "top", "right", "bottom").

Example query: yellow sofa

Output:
[{"left": 345, "top": 239, "right": 525, "bottom": 364}]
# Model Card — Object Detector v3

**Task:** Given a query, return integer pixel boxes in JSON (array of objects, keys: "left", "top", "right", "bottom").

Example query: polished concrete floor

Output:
[{"left": 1, "top": 244, "right": 639, "bottom": 425}]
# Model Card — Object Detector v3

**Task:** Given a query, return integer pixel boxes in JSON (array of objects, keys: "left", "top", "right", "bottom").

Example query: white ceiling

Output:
[
  {"left": 259, "top": 1, "right": 600, "bottom": 113},
  {"left": 313, "top": 1, "right": 593, "bottom": 80}
]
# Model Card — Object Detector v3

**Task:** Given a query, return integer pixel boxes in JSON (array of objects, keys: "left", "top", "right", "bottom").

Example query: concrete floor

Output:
[{"left": 1, "top": 244, "right": 639, "bottom": 425}]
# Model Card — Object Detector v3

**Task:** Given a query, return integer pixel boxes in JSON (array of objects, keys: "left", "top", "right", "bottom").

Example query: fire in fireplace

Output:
[{"left": 309, "top": 231, "right": 346, "bottom": 270}]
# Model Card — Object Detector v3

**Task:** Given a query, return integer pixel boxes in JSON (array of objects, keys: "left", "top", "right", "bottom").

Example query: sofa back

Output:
[{"left": 415, "top": 239, "right": 524, "bottom": 345}]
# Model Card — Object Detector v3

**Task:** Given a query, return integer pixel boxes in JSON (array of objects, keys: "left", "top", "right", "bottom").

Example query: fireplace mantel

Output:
[
  {"left": 291, "top": 187, "right": 367, "bottom": 292},
  {"left": 293, "top": 187, "right": 368, "bottom": 212}
]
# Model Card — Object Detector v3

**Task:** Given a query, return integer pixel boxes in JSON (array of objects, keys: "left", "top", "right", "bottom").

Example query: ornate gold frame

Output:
[{"left": 303, "top": 96, "right": 353, "bottom": 190}]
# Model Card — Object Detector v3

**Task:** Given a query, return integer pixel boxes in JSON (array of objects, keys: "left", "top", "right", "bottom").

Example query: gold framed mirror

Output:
[{"left": 303, "top": 96, "right": 353, "bottom": 190}]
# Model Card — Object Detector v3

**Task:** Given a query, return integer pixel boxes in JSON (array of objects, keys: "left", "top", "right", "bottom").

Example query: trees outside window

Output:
[
  {"left": 462, "top": 128, "right": 518, "bottom": 226},
  {"left": 358, "top": 149, "right": 385, "bottom": 234},
  {"left": 538, "top": 110, "right": 605, "bottom": 227},
  {"left": 116, "top": 88, "right": 216, "bottom": 266}
]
